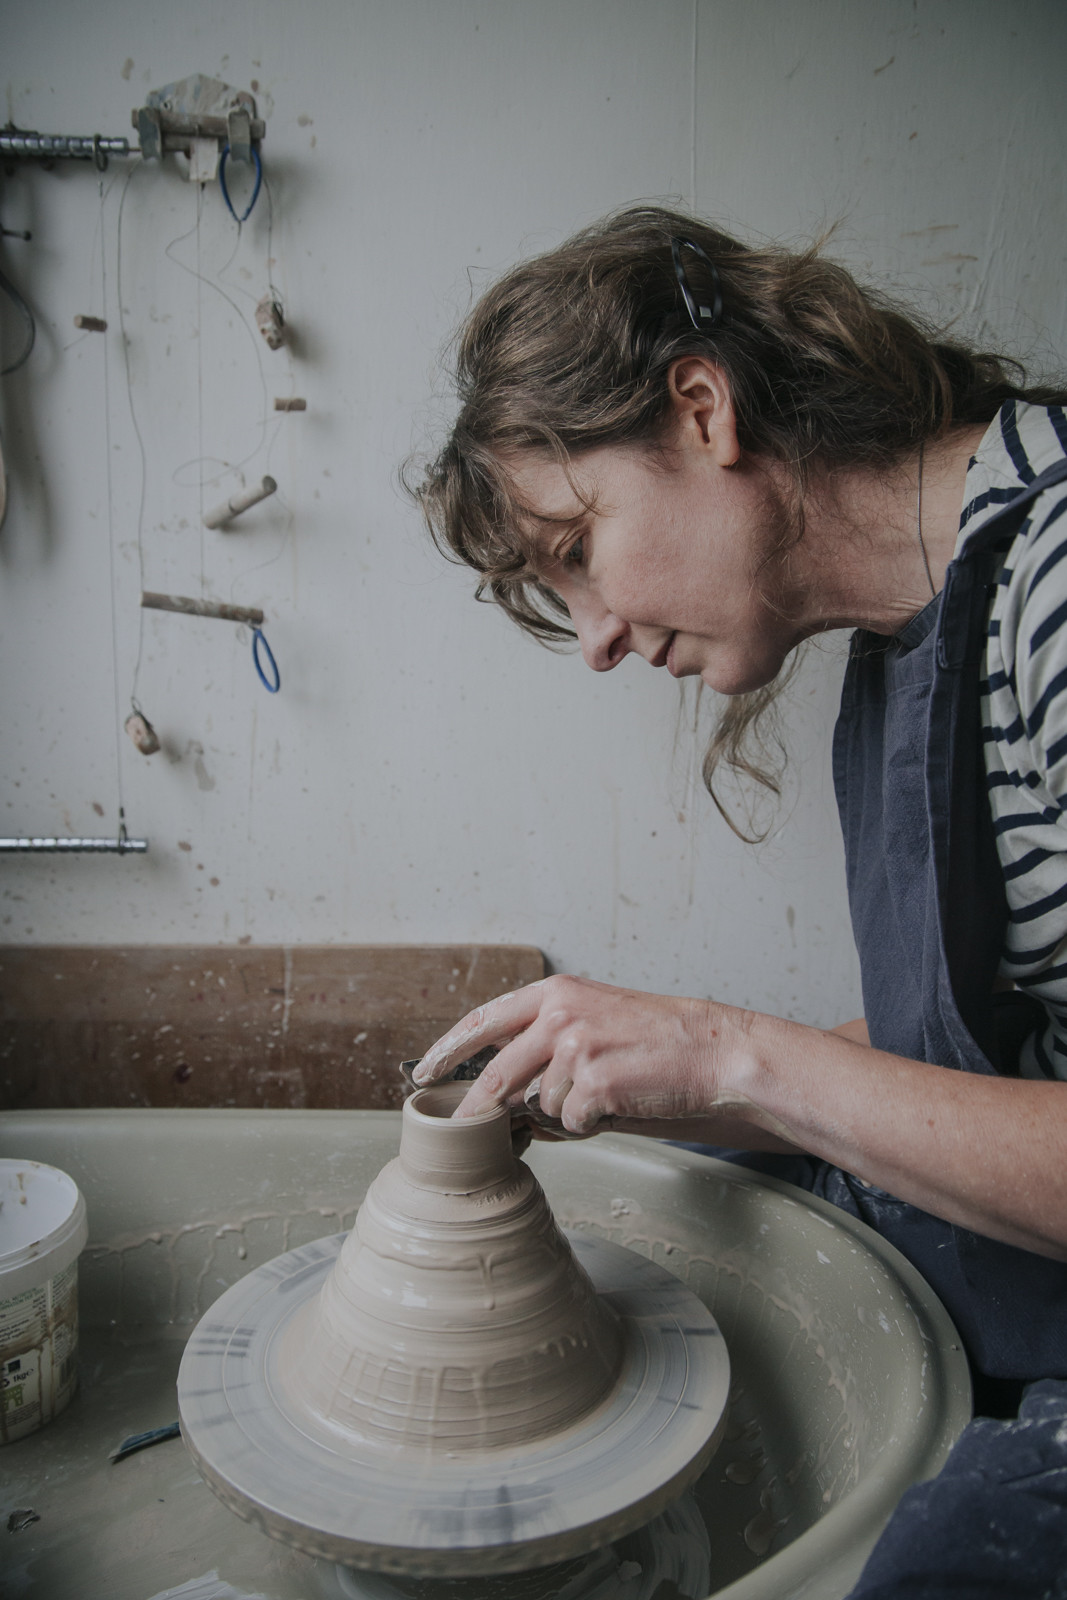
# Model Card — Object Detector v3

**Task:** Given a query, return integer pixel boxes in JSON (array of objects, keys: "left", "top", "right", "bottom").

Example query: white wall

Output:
[{"left": 1, "top": 1, "right": 1064, "bottom": 1028}]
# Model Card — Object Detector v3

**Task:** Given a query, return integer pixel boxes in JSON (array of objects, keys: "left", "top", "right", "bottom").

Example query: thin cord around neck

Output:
[{"left": 916, "top": 440, "right": 936, "bottom": 599}]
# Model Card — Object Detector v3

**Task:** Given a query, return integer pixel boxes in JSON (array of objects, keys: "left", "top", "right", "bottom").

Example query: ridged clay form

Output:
[
  {"left": 178, "top": 1089, "right": 731, "bottom": 1572},
  {"left": 278, "top": 1082, "right": 624, "bottom": 1455}
]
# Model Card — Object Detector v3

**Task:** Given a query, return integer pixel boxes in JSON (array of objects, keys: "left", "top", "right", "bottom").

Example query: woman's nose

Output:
[{"left": 572, "top": 600, "right": 631, "bottom": 671}]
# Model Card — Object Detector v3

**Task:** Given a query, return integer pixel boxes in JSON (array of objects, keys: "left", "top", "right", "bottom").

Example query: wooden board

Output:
[{"left": 0, "top": 945, "right": 545, "bottom": 1111}]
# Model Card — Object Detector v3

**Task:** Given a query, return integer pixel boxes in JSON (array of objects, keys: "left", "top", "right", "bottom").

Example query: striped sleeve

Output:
[{"left": 997, "top": 487, "right": 1067, "bottom": 809}]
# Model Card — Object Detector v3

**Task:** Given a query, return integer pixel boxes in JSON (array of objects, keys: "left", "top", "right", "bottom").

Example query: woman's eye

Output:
[{"left": 566, "top": 537, "right": 585, "bottom": 566}]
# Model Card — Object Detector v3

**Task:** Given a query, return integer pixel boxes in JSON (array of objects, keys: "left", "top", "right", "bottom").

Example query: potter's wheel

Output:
[
  {"left": 331, "top": 1489, "right": 713, "bottom": 1599},
  {"left": 178, "top": 1228, "right": 730, "bottom": 1575}
]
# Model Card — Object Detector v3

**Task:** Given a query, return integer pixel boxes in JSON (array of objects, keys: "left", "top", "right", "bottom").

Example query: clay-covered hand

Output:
[{"left": 412, "top": 975, "right": 720, "bottom": 1135}]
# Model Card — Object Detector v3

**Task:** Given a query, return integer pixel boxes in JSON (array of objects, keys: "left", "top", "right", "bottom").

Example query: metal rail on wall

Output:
[
  {"left": 0, "top": 835, "right": 148, "bottom": 853},
  {"left": 0, "top": 131, "right": 133, "bottom": 169}
]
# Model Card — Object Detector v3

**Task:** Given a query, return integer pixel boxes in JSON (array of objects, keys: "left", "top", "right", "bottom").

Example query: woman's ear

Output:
[{"left": 667, "top": 356, "right": 740, "bottom": 467}]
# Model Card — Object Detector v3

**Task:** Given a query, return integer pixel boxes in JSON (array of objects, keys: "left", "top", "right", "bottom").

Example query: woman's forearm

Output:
[
  {"left": 711, "top": 1004, "right": 1067, "bottom": 1260},
  {"left": 608, "top": 1112, "right": 803, "bottom": 1152}
]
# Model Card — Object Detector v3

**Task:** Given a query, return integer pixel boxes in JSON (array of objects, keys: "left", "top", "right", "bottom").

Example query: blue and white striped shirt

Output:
[{"left": 960, "top": 400, "right": 1067, "bottom": 1080}]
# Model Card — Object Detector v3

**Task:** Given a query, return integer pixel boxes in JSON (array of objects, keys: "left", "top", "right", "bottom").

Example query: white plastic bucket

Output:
[{"left": 0, "top": 1160, "right": 88, "bottom": 1443}]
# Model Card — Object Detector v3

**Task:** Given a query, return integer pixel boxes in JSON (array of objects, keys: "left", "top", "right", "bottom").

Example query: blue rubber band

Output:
[
  {"left": 252, "top": 628, "right": 280, "bottom": 693},
  {"left": 219, "top": 143, "right": 262, "bottom": 223}
]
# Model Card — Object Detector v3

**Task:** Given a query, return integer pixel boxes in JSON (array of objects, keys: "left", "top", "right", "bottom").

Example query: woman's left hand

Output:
[{"left": 413, "top": 974, "right": 742, "bottom": 1135}]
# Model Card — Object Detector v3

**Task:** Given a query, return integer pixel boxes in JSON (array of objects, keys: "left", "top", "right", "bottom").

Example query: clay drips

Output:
[{"left": 279, "top": 1083, "right": 624, "bottom": 1455}]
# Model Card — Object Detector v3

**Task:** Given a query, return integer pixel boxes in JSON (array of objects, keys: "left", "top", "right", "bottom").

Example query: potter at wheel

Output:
[{"left": 177, "top": 1082, "right": 730, "bottom": 1576}]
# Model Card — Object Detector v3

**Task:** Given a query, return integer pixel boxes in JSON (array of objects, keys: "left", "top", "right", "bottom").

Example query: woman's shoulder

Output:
[
  {"left": 958, "top": 401, "right": 1067, "bottom": 555},
  {"left": 993, "top": 400, "right": 1067, "bottom": 488}
]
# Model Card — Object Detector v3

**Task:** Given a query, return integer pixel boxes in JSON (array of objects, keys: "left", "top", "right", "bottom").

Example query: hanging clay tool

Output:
[
  {"left": 124, "top": 710, "right": 160, "bottom": 756},
  {"left": 203, "top": 476, "right": 277, "bottom": 530},
  {"left": 141, "top": 591, "right": 264, "bottom": 626},
  {"left": 273, "top": 397, "right": 306, "bottom": 411},
  {"left": 177, "top": 1080, "right": 730, "bottom": 1577},
  {"left": 255, "top": 294, "right": 286, "bottom": 350}
]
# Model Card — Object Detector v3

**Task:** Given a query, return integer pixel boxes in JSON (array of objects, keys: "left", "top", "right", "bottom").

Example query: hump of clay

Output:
[{"left": 277, "top": 1083, "right": 624, "bottom": 1455}]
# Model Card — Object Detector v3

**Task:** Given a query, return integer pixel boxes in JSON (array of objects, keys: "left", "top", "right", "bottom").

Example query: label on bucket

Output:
[{"left": 0, "top": 1259, "right": 79, "bottom": 1444}]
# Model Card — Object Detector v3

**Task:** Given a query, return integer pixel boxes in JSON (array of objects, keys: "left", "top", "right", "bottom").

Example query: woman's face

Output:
[{"left": 509, "top": 438, "right": 805, "bottom": 697}]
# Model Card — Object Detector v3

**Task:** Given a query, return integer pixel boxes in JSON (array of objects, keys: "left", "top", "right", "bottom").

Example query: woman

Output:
[{"left": 412, "top": 207, "right": 1067, "bottom": 1591}]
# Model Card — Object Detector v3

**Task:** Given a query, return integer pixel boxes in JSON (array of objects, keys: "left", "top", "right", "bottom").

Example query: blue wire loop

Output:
[
  {"left": 218, "top": 143, "right": 263, "bottom": 223},
  {"left": 252, "top": 628, "right": 280, "bottom": 693}
]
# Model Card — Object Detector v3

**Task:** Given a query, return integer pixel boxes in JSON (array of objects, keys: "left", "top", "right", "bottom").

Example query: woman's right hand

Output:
[{"left": 413, "top": 973, "right": 746, "bottom": 1136}]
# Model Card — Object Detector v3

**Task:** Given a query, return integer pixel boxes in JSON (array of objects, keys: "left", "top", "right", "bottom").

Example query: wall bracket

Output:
[{"left": 133, "top": 74, "right": 264, "bottom": 179}]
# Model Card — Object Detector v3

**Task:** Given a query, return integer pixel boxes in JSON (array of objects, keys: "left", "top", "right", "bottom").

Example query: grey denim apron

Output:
[{"left": 831, "top": 454, "right": 1067, "bottom": 1384}]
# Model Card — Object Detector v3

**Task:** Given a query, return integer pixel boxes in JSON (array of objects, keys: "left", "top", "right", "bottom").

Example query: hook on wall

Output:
[{"left": 134, "top": 74, "right": 265, "bottom": 203}]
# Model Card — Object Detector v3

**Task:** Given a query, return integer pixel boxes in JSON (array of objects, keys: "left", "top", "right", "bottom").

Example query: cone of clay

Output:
[{"left": 279, "top": 1082, "right": 623, "bottom": 1454}]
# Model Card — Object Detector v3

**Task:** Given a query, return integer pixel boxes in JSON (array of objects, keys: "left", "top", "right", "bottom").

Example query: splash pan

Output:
[{"left": 1, "top": 1111, "right": 972, "bottom": 1600}]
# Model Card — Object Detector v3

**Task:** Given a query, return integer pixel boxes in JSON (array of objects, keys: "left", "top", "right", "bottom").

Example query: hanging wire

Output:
[
  {"left": 233, "top": 177, "right": 294, "bottom": 594},
  {"left": 218, "top": 143, "right": 262, "bottom": 223},
  {"left": 263, "top": 173, "right": 281, "bottom": 305},
  {"left": 163, "top": 194, "right": 272, "bottom": 489},
  {"left": 0, "top": 263, "right": 35, "bottom": 375},
  {"left": 99, "top": 176, "right": 128, "bottom": 828},
  {"left": 196, "top": 180, "right": 205, "bottom": 594},
  {"left": 252, "top": 627, "right": 280, "bottom": 692},
  {"left": 116, "top": 164, "right": 150, "bottom": 702}
]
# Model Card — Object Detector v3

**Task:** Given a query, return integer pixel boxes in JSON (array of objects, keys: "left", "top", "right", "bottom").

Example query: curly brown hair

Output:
[{"left": 412, "top": 205, "right": 1065, "bottom": 835}]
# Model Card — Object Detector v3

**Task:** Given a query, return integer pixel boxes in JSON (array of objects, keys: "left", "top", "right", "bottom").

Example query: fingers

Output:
[
  {"left": 558, "top": 1084, "right": 605, "bottom": 1136},
  {"left": 453, "top": 1019, "right": 555, "bottom": 1119},
  {"left": 451, "top": 975, "right": 609, "bottom": 1129},
  {"left": 539, "top": 1075, "right": 573, "bottom": 1119},
  {"left": 412, "top": 982, "right": 545, "bottom": 1085}
]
